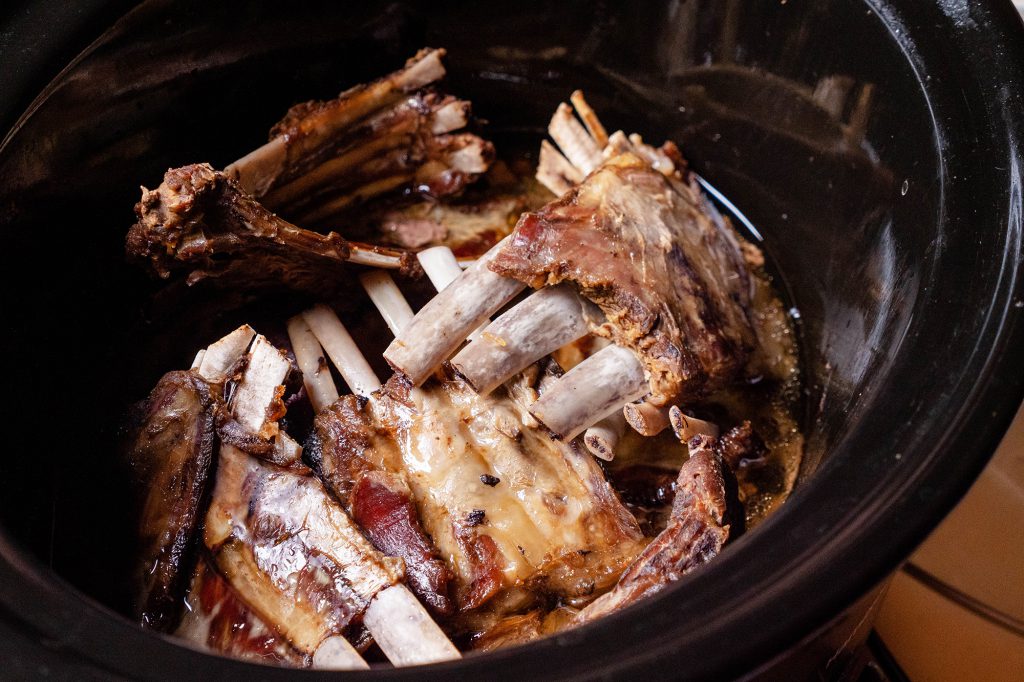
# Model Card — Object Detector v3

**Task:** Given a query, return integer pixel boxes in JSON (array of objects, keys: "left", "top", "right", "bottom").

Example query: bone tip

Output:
[{"left": 584, "top": 434, "right": 615, "bottom": 461}]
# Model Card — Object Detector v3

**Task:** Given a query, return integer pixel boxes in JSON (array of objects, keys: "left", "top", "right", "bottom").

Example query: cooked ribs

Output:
[
  {"left": 575, "top": 437, "right": 736, "bottom": 622},
  {"left": 227, "top": 48, "right": 493, "bottom": 220},
  {"left": 309, "top": 363, "right": 646, "bottom": 617},
  {"left": 125, "top": 369, "right": 218, "bottom": 632},
  {"left": 490, "top": 150, "right": 758, "bottom": 407}
]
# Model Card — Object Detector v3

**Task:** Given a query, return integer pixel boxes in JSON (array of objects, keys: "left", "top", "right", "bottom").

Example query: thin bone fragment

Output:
[
  {"left": 359, "top": 271, "right": 415, "bottom": 335},
  {"left": 452, "top": 284, "right": 601, "bottom": 395},
  {"left": 548, "top": 102, "right": 604, "bottom": 175},
  {"left": 363, "top": 584, "right": 461, "bottom": 666},
  {"left": 385, "top": 238, "right": 525, "bottom": 385},
  {"left": 303, "top": 305, "right": 382, "bottom": 397},
  {"left": 196, "top": 325, "right": 256, "bottom": 383},
  {"left": 311, "top": 635, "right": 370, "bottom": 670},
  {"left": 669, "top": 406, "right": 720, "bottom": 443},
  {"left": 348, "top": 243, "right": 406, "bottom": 269},
  {"left": 190, "top": 350, "right": 206, "bottom": 370},
  {"left": 570, "top": 90, "right": 609, "bottom": 146},
  {"left": 530, "top": 345, "right": 649, "bottom": 440},
  {"left": 287, "top": 316, "right": 339, "bottom": 413},
  {"left": 623, "top": 401, "right": 673, "bottom": 437},
  {"left": 584, "top": 412, "right": 627, "bottom": 462}
]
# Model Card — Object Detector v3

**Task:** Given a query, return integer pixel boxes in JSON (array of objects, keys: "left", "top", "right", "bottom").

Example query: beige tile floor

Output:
[{"left": 875, "top": 405, "right": 1024, "bottom": 681}]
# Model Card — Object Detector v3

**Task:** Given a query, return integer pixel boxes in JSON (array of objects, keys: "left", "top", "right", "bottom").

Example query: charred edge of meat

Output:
[
  {"left": 125, "top": 369, "right": 218, "bottom": 632},
  {"left": 126, "top": 163, "right": 354, "bottom": 291}
]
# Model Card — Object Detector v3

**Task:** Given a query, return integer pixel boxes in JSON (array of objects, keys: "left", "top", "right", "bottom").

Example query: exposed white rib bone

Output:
[
  {"left": 669, "top": 406, "right": 720, "bottom": 443},
  {"left": 311, "top": 635, "right": 370, "bottom": 670},
  {"left": 570, "top": 90, "right": 609, "bottom": 147},
  {"left": 623, "top": 401, "right": 673, "bottom": 437},
  {"left": 431, "top": 100, "right": 470, "bottom": 134},
  {"left": 359, "top": 271, "right": 415, "bottom": 335},
  {"left": 348, "top": 244, "right": 405, "bottom": 269},
  {"left": 196, "top": 325, "right": 255, "bottom": 383},
  {"left": 584, "top": 412, "right": 626, "bottom": 462},
  {"left": 452, "top": 284, "right": 601, "bottom": 395},
  {"left": 530, "top": 345, "right": 649, "bottom": 440},
  {"left": 536, "top": 140, "right": 584, "bottom": 196},
  {"left": 287, "top": 315, "right": 339, "bottom": 413},
  {"left": 303, "top": 305, "right": 382, "bottom": 397},
  {"left": 548, "top": 102, "right": 604, "bottom": 175},
  {"left": 417, "top": 245, "right": 464, "bottom": 291},
  {"left": 190, "top": 350, "right": 206, "bottom": 370},
  {"left": 231, "top": 335, "right": 291, "bottom": 438},
  {"left": 363, "top": 584, "right": 461, "bottom": 666},
  {"left": 385, "top": 238, "right": 525, "bottom": 385}
]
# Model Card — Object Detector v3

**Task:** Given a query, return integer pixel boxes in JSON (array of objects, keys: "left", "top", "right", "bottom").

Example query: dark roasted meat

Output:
[
  {"left": 125, "top": 369, "right": 218, "bottom": 631},
  {"left": 575, "top": 437, "right": 736, "bottom": 622},
  {"left": 127, "top": 163, "right": 363, "bottom": 290},
  {"left": 490, "top": 151, "right": 759, "bottom": 405}
]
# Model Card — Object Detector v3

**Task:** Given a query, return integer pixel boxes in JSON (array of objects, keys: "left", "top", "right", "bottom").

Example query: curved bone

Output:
[
  {"left": 669, "top": 406, "right": 720, "bottom": 443},
  {"left": 385, "top": 238, "right": 525, "bottom": 385},
  {"left": 452, "top": 284, "right": 602, "bottom": 395},
  {"left": 623, "top": 401, "right": 673, "bottom": 437},
  {"left": 530, "top": 345, "right": 649, "bottom": 440}
]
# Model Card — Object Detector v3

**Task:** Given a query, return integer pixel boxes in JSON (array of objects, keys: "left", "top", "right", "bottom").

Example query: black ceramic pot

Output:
[{"left": 0, "top": 1, "right": 1022, "bottom": 680}]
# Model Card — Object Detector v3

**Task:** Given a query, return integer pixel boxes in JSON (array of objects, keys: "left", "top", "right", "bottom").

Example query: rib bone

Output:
[
  {"left": 452, "top": 284, "right": 602, "bottom": 395},
  {"left": 359, "top": 271, "right": 415, "bottom": 335},
  {"left": 669, "top": 406, "right": 720, "bottom": 443},
  {"left": 303, "top": 304, "right": 382, "bottom": 397},
  {"left": 384, "top": 237, "right": 525, "bottom": 385},
  {"left": 226, "top": 48, "right": 447, "bottom": 197},
  {"left": 196, "top": 325, "right": 255, "bottom": 382},
  {"left": 622, "top": 401, "right": 673, "bottom": 437},
  {"left": 530, "top": 345, "right": 649, "bottom": 440},
  {"left": 363, "top": 584, "right": 461, "bottom": 666},
  {"left": 583, "top": 412, "right": 627, "bottom": 462},
  {"left": 287, "top": 316, "right": 339, "bottom": 413},
  {"left": 548, "top": 102, "right": 604, "bottom": 175}
]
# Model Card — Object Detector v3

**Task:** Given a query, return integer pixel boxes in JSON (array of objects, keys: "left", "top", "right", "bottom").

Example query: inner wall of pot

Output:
[{"left": 0, "top": 0, "right": 933, "bottom": 617}]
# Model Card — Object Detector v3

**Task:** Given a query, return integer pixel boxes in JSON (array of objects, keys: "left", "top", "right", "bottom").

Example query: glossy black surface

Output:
[{"left": 0, "top": 1, "right": 1021, "bottom": 679}]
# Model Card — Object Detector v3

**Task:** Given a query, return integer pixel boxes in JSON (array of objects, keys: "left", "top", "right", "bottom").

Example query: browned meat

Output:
[
  {"left": 127, "top": 163, "right": 365, "bottom": 291},
  {"left": 309, "top": 365, "right": 646, "bottom": 616},
  {"left": 125, "top": 369, "right": 218, "bottom": 632},
  {"left": 490, "top": 151, "right": 759, "bottom": 406},
  {"left": 262, "top": 91, "right": 495, "bottom": 228},
  {"left": 176, "top": 557, "right": 306, "bottom": 667},
  {"left": 575, "top": 438, "right": 735, "bottom": 622},
  {"left": 716, "top": 420, "right": 768, "bottom": 470},
  {"left": 350, "top": 471, "right": 455, "bottom": 616}
]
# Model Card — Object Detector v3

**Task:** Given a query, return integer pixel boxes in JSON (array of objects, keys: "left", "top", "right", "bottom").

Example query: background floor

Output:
[{"left": 874, "top": 407, "right": 1024, "bottom": 679}]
